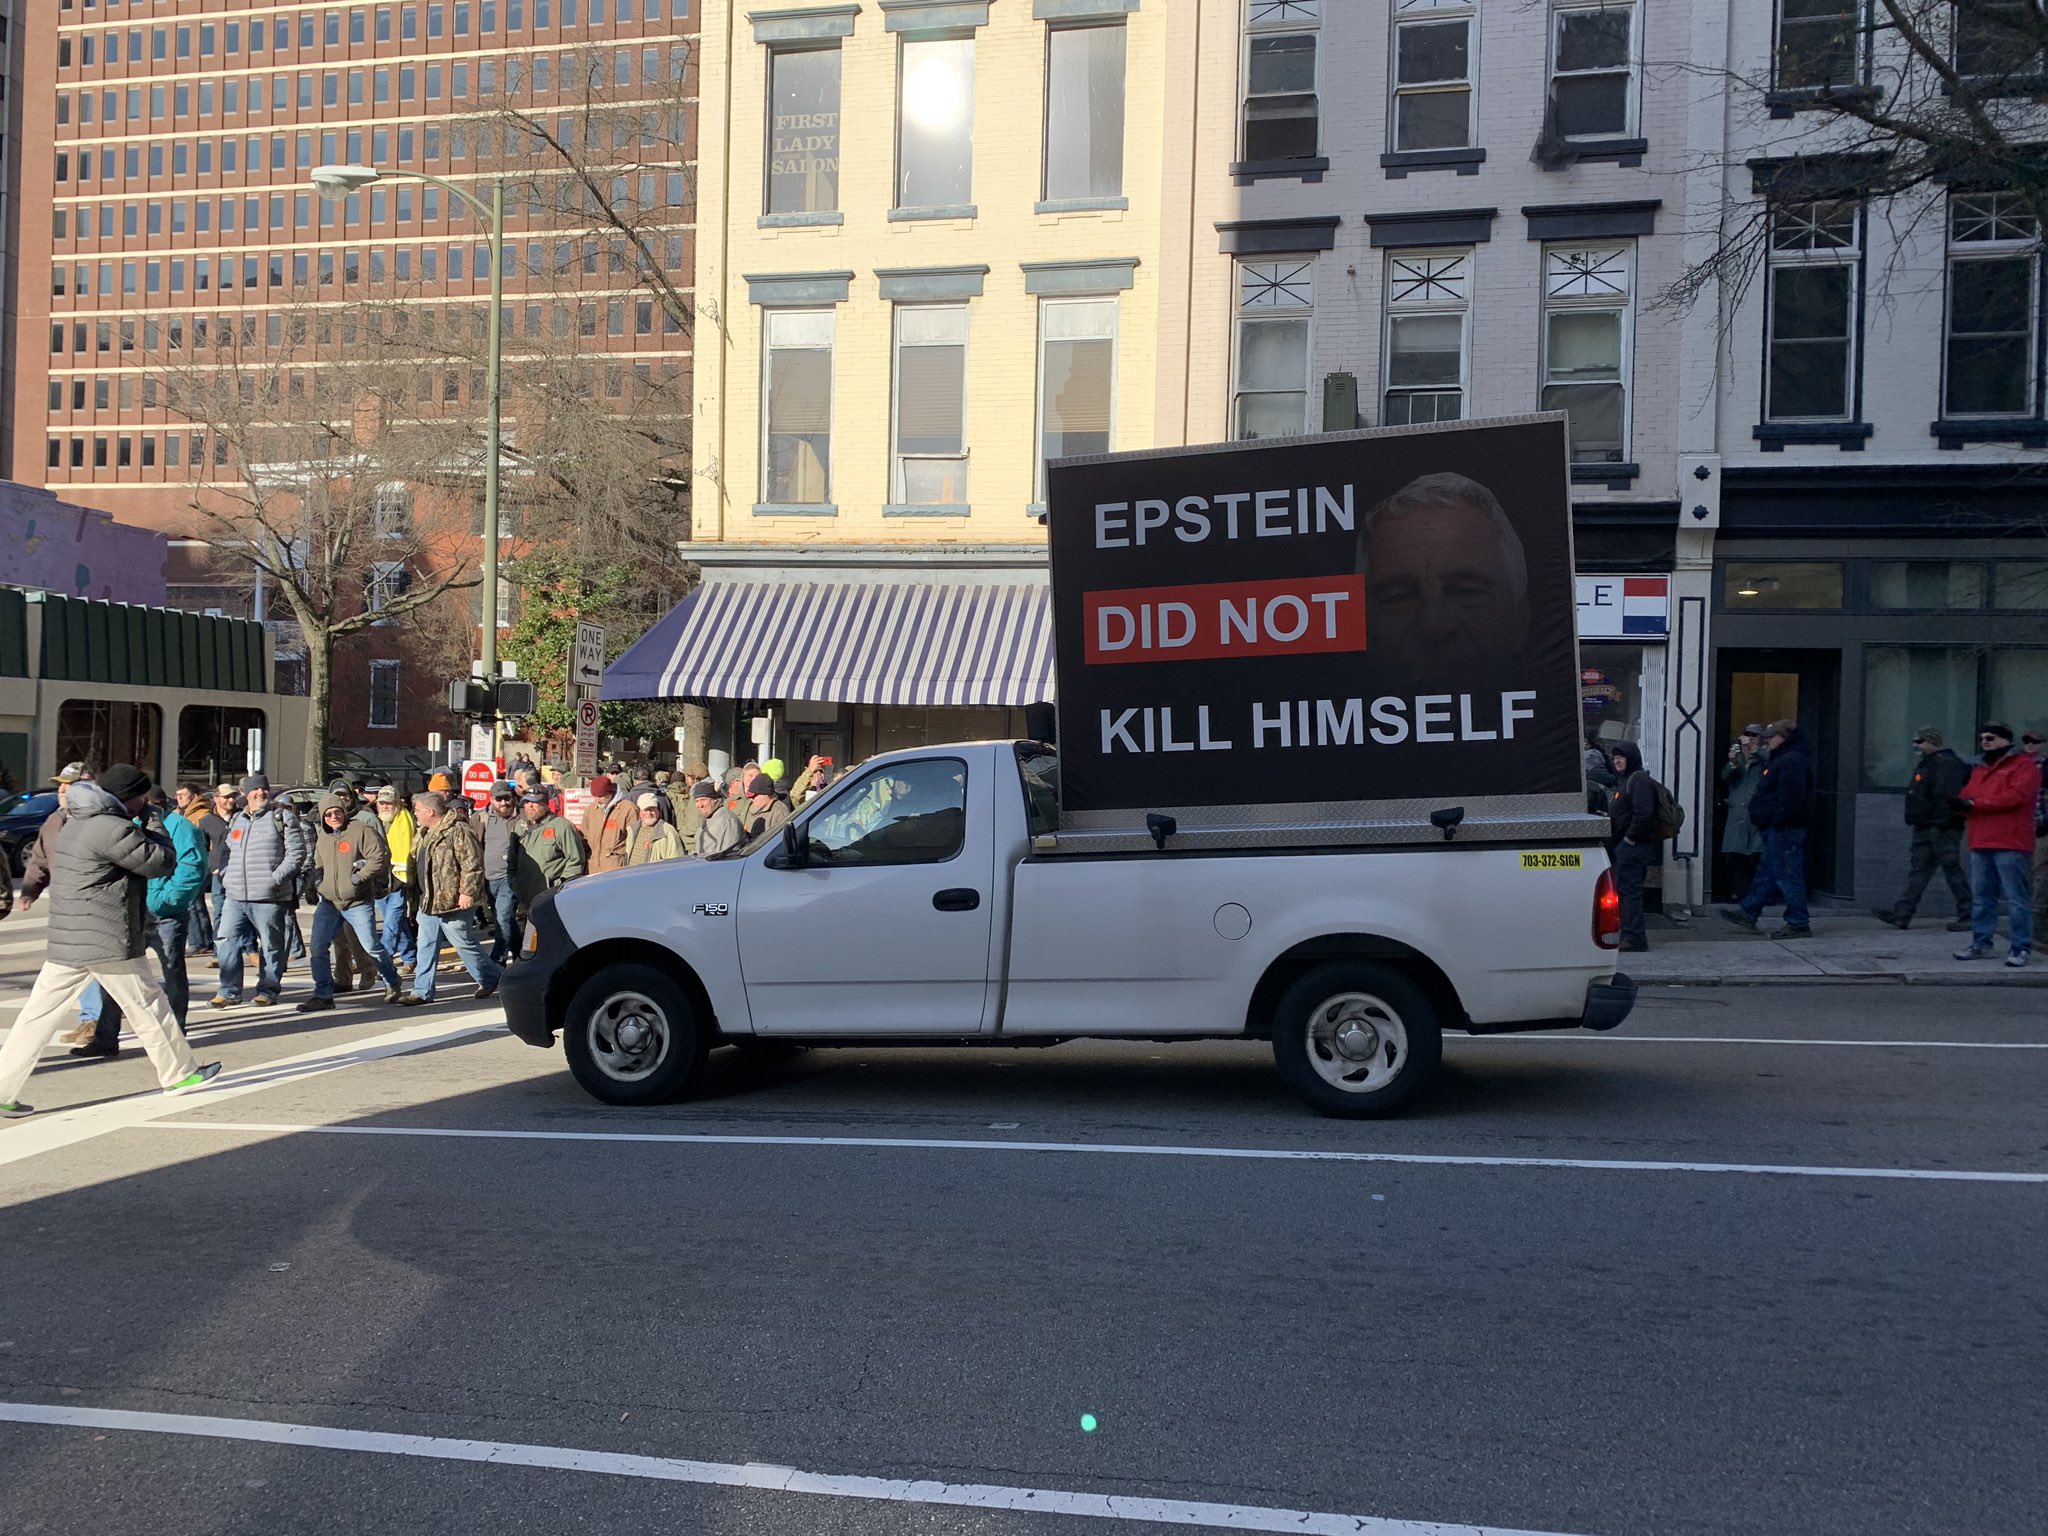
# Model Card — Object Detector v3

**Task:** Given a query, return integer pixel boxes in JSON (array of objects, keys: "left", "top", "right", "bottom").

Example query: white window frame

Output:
[
  {"left": 1034, "top": 295, "right": 1120, "bottom": 502},
  {"left": 372, "top": 482, "right": 411, "bottom": 539},
  {"left": 1541, "top": 244, "right": 1633, "bottom": 464},
  {"left": 1231, "top": 257, "right": 1315, "bottom": 440},
  {"left": 1764, "top": 200, "right": 1861, "bottom": 423},
  {"left": 1041, "top": 20, "right": 1128, "bottom": 203},
  {"left": 367, "top": 560, "right": 407, "bottom": 625},
  {"left": 759, "top": 308, "right": 836, "bottom": 506},
  {"left": 764, "top": 43, "right": 843, "bottom": 217},
  {"left": 368, "top": 659, "right": 401, "bottom": 728},
  {"left": 1548, "top": 0, "right": 1639, "bottom": 141},
  {"left": 895, "top": 34, "right": 977, "bottom": 211},
  {"left": 1241, "top": 0, "right": 1321, "bottom": 163},
  {"left": 890, "top": 304, "right": 971, "bottom": 507},
  {"left": 1381, "top": 248, "right": 1471, "bottom": 426},
  {"left": 1943, "top": 190, "right": 2042, "bottom": 419},
  {"left": 1390, "top": 0, "right": 1475, "bottom": 154},
  {"left": 1773, "top": 0, "right": 1864, "bottom": 91}
]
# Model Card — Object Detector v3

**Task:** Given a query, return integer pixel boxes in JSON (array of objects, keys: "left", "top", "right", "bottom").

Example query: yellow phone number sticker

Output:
[{"left": 1519, "top": 851, "right": 1585, "bottom": 871}]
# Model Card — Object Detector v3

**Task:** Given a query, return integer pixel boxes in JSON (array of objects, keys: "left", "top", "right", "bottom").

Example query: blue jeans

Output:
[
  {"left": 151, "top": 912, "right": 191, "bottom": 1028},
  {"left": 187, "top": 874, "right": 220, "bottom": 953},
  {"left": 1970, "top": 848, "right": 2034, "bottom": 954},
  {"left": 1741, "top": 827, "right": 1810, "bottom": 930},
  {"left": 378, "top": 888, "right": 416, "bottom": 966},
  {"left": 81, "top": 982, "right": 124, "bottom": 1050},
  {"left": 411, "top": 910, "right": 500, "bottom": 1000},
  {"left": 215, "top": 898, "right": 290, "bottom": 999},
  {"left": 310, "top": 900, "right": 400, "bottom": 999},
  {"left": 486, "top": 876, "right": 520, "bottom": 965}
]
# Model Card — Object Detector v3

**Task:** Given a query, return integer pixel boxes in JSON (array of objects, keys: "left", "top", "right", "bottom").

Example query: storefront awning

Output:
[{"left": 602, "top": 579, "right": 1055, "bottom": 706}]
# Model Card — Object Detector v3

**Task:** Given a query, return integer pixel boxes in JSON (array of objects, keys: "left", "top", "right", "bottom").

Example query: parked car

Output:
[{"left": 0, "top": 791, "right": 60, "bottom": 878}]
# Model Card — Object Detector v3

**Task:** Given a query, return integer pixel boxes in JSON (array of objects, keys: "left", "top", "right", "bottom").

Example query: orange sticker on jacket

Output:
[
  {"left": 337, "top": 841, "right": 351, "bottom": 853},
  {"left": 229, "top": 829, "right": 243, "bottom": 840},
  {"left": 543, "top": 828, "right": 556, "bottom": 839}
]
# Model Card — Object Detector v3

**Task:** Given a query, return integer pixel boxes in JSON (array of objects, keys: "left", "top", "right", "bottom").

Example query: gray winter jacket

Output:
[
  {"left": 47, "top": 782, "right": 175, "bottom": 967},
  {"left": 221, "top": 802, "right": 312, "bottom": 904}
]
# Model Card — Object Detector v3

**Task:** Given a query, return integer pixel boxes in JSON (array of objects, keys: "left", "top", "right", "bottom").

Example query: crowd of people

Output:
[{"left": 0, "top": 748, "right": 861, "bottom": 1115}]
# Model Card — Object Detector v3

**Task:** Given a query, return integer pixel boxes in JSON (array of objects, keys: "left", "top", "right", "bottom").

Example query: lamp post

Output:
[{"left": 311, "top": 163, "right": 507, "bottom": 757}]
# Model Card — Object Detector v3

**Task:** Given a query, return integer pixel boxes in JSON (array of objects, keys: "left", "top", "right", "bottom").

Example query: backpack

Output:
[{"left": 1649, "top": 775, "right": 1685, "bottom": 841}]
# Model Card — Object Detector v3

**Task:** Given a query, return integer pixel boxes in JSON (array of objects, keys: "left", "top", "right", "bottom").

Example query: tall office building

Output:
[{"left": 9, "top": 0, "right": 696, "bottom": 758}]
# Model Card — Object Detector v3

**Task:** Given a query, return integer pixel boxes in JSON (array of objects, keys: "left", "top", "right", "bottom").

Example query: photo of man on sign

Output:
[
  {"left": 1359, "top": 471, "right": 1530, "bottom": 682},
  {"left": 1045, "top": 415, "right": 1582, "bottom": 817}
]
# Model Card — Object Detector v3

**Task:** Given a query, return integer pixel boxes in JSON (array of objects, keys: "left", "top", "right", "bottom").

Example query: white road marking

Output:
[
  {"left": 146, "top": 1120, "right": 2048, "bottom": 1184},
  {"left": 0, "top": 1013, "right": 501, "bottom": 1171},
  {"left": 0, "top": 1401, "right": 1594, "bottom": 1536},
  {"left": 1457, "top": 1035, "right": 2048, "bottom": 1050}
]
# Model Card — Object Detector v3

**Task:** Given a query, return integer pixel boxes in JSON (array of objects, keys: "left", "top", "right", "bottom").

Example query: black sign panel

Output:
[{"left": 1046, "top": 417, "right": 1583, "bottom": 815}]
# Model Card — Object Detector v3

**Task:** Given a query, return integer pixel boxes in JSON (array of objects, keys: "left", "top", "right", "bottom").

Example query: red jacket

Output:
[{"left": 1961, "top": 750, "right": 2042, "bottom": 852}]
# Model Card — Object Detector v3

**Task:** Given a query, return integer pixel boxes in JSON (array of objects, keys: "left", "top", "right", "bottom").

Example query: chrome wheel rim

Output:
[
  {"left": 588, "top": 990, "right": 671, "bottom": 1083},
  {"left": 1305, "top": 991, "right": 1409, "bottom": 1093}
]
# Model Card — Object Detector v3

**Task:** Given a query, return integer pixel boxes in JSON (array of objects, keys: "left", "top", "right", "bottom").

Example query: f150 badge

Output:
[{"left": 691, "top": 901, "right": 731, "bottom": 917}]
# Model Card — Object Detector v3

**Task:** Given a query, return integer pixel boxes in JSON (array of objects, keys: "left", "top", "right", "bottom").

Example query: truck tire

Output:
[
  {"left": 1271, "top": 961, "right": 1443, "bottom": 1118},
  {"left": 562, "top": 963, "right": 708, "bottom": 1106}
]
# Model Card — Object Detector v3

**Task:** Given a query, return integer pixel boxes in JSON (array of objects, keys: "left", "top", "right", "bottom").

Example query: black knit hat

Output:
[{"left": 98, "top": 763, "right": 152, "bottom": 802}]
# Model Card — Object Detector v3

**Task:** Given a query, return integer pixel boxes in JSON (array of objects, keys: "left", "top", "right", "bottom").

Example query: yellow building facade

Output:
[{"left": 608, "top": 0, "right": 1173, "bottom": 764}]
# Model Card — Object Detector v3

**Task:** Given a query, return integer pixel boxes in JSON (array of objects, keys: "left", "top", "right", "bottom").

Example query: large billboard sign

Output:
[{"left": 1046, "top": 416, "right": 1583, "bottom": 816}]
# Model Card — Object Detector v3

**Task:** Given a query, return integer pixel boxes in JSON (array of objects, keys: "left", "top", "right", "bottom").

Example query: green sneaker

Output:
[
  {"left": 164, "top": 1062, "right": 223, "bottom": 1096},
  {"left": 0, "top": 1102, "right": 33, "bottom": 1119}
]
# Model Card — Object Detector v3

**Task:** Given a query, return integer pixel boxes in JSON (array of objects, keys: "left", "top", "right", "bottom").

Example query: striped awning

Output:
[{"left": 601, "top": 579, "right": 1055, "bottom": 706}]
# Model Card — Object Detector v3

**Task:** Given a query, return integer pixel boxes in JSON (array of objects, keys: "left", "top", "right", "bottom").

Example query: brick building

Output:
[{"left": 8, "top": 0, "right": 697, "bottom": 764}]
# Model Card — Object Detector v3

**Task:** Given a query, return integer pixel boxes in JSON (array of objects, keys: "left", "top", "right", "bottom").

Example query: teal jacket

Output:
[{"left": 146, "top": 807, "right": 209, "bottom": 919}]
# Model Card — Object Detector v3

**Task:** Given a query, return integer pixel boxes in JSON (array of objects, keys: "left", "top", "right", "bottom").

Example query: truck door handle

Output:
[{"left": 933, "top": 888, "right": 981, "bottom": 912}]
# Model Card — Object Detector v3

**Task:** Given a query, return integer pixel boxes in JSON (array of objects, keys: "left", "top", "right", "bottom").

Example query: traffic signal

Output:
[{"left": 494, "top": 679, "right": 536, "bottom": 717}]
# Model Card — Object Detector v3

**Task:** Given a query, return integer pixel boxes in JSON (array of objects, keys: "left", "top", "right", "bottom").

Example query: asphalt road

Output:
[{"left": 0, "top": 951, "right": 2043, "bottom": 1536}]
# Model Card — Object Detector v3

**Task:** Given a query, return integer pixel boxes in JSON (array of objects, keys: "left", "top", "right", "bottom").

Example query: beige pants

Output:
[{"left": 0, "top": 957, "right": 198, "bottom": 1105}]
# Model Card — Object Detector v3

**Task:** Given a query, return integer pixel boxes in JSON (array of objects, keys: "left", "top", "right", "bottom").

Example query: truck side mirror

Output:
[{"left": 777, "top": 820, "right": 809, "bottom": 869}]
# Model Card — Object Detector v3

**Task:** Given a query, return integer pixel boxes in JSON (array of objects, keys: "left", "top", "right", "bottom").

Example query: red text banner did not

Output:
[{"left": 1082, "top": 575, "right": 1367, "bottom": 666}]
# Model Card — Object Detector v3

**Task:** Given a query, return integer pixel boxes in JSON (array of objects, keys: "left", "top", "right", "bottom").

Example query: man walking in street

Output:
[
  {"left": 131, "top": 785, "right": 208, "bottom": 1040},
  {"left": 1719, "top": 725, "right": 1766, "bottom": 900},
  {"left": 297, "top": 788, "right": 403, "bottom": 1012},
  {"left": 0, "top": 765, "right": 221, "bottom": 1119},
  {"left": 1871, "top": 727, "right": 1972, "bottom": 932},
  {"left": 1721, "top": 719, "right": 1815, "bottom": 939},
  {"left": 181, "top": 784, "right": 229, "bottom": 957},
  {"left": 399, "top": 791, "right": 500, "bottom": 1005},
  {"left": 1953, "top": 721, "right": 2040, "bottom": 968},
  {"left": 211, "top": 773, "right": 310, "bottom": 1009},
  {"left": 480, "top": 781, "right": 523, "bottom": 966},
  {"left": 374, "top": 785, "right": 418, "bottom": 978},
  {"left": 1606, "top": 742, "right": 1659, "bottom": 953},
  {"left": 692, "top": 780, "right": 744, "bottom": 858},
  {"left": 580, "top": 773, "right": 634, "bottom": 874},
  {"left": 512, "top": 787, "right": 586, "bottom": 925}
]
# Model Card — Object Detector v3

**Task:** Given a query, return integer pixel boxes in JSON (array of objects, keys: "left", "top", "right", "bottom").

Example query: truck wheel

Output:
[
  {"left": 1271, "top": 962, "right": 1443, "bottom": 1118},
  {"left": 562, "top": 963, "right": 708, "bottom": 1106}
]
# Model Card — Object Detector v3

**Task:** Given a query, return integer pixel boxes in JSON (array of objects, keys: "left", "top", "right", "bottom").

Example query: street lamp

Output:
[{"left": 311, "top": 163, "right": 507, "bottom": 756}]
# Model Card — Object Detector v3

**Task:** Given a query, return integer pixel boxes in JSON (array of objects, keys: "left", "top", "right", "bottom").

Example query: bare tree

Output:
[
  {"left": 1658, "top": 0, "right": 2048, "bottom": 315},
  {"left": 155, "top": 296, "right": 483, "bottom": 778}
]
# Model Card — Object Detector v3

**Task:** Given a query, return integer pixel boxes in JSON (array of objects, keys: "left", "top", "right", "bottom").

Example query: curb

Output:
[{"left": 1638, "top": 973, "right": 2048, "bottom": 988}]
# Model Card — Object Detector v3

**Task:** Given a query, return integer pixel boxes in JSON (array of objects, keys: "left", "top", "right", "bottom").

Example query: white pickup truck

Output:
[{"left": 501, "top": 740, "right": 1634, "bottom": 1116}]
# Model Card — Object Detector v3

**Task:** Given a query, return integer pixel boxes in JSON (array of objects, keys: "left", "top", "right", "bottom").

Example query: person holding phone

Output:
[{"left": 1719, "top": 723, "right": 1767, "bottom": 897}]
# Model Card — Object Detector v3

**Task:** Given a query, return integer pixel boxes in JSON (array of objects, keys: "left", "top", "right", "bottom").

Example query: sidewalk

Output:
[{"left": 1629, "top": 906, "right": 2048, "bottom": 986}]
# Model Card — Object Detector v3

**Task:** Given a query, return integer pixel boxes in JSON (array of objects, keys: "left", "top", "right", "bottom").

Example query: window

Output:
[
  {"left": 1549, "top": 0, "right": 1636, "bottom": 139},
  {"left": 1723, "top": 561, "right": 1844, "bottom": 608},
  {"left": 762, "top": 309, "right": 835, "bottom": 505},
  {"left": 891, "top": 307, "right": 969, "bottom": 506},
  {"left": 1870, "top": 561, "right": 1987, "bottom": 610},
  {"left": 369, "top": 660, "right": 401, "bottom": 728},
  {"left": 1944, "top": 191, "right": 2040, "bottom": 418},
  {"left": 1036, "top": 296, "right": 1117, "bottom": 497},
  {"left": 897, "top": 37, "right": 974, "bottom": 209},
  {"left": 802, "top": 759, "right": 968, "bottom": 866},
  {"left": 1382, "top": 250, "right": 1469, "bottom": 425},
  {"left": 1775, "top": 0, "right": 1860, "bottom": 89},
  {"left": 1243, "top": 0, "right": 1319, "bottom": 161},
  {"left": 1954, "top": 0, "right": 2046, "bottom": 77},
  {"left": 1233, "top": 259, "right": 1313, "bottom": 439},
  {"left": 1043, "top": 24, "right": 1125, "bottom": 201},
  {"left": 1391, "top": 0, "right": 1472, "bottom": 152},
  {"left": 1765, "top": 200, "right": 1859, "bottom": 421},
  {"left": 1542, "top": 245, "right": 1631, "bottom": 462},
  {"left": 766, "top": 47, "right": 841, "bottom": 215},
  {"left": 367, "top": 562, "right": 410, "bottom": 622}
]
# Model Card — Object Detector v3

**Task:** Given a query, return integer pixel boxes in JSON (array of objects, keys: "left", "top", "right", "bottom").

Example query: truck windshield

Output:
[{"left": 1015, "top": 744, "right": 1059, "bottom": 838}]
